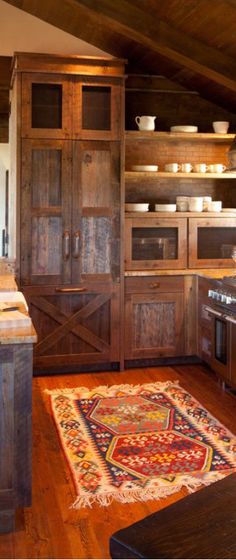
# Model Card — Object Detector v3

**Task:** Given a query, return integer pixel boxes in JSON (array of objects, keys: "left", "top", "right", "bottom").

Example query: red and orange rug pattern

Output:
[{"left": 48, "top": 381, "right": 236, "bottom": 508}]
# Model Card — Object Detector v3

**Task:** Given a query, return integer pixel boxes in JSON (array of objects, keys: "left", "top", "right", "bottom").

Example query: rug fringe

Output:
[
  {"left": 71, "top": 471, "right": 227, "bottom": 509},
  {"left": 45, "top": 379, "right": 180, "bottom": 397}
]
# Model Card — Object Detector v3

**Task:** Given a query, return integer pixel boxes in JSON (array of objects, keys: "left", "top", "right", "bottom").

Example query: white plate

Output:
[
  {"left": 170, "top": 125, "right": 198, "bottom": 133},
  {"left": 155, "top": 204, "right": 176, "bottom": 212},
  {"left": 130, "top": 165, "right": 158, "bottom": 172},
  {"left": 125, "top": 203, "right": 149, "bottom": 212}
]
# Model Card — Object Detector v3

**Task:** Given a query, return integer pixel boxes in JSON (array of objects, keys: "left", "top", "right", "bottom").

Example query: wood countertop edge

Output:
[
  {"left": 0, "top": 325, "right": 37, "bottom": 345},
  {"left": 125, "top": 269, "right": 236, "bottom": 278},
  {"left": 0, "top": 274, "right": 18, "bottom": 291}
]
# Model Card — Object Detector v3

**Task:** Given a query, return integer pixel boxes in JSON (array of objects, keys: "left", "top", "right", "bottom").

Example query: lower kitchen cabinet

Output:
[
  {"left": 23, "top": 282, "right": 121, "bottom": 371},
  {"left": 125, "top": 276, "right": 184, "bottom": 360},
  {"left": 0, "top": 342, "right": 34, "bottom": 533}
]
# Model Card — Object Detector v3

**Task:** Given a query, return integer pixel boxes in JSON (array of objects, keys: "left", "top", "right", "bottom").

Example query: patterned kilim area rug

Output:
[{"left": 48, "top": 381, "right": 236, "bottom": 508}]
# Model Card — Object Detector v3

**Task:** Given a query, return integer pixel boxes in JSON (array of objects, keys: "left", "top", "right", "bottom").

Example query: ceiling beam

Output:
[
  {"left": 72, "top": 0, "right": 236, "bottom": 94},
  {"left": 4, "top": 0, "right": 236, "bottom": 96}
]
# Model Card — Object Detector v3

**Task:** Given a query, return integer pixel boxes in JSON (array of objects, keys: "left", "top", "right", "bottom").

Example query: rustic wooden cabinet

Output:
[
  {"left": 125, "top": 216, "right": 187, "bottom": 270},
  {"left": 11, "top": 53, "right": 125, "bottom": 372},
  {"left": 125, "top": 276, "right": 184, "bottom": 359},
  {"left": 0, "top": 341, "right": 34, "bottom": 533}
]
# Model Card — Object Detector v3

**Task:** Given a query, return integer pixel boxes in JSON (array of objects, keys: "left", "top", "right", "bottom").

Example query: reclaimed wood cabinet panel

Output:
[
  {"left": 20, "top": 139, "right": 72, "bottom": 286},
  {"left": 125, "top": 286, "right": 184, "bottom": 359},
  {"left": 23, "top": 283, "right": 120, "bottom": 371},
  {"left": 0, "top": 344, "right": 33, "bottom": 533},
  {"left": 20, "top": 139, "right": 121, "bottom": 287}
]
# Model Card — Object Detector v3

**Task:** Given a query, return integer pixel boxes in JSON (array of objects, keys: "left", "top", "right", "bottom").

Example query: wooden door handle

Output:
[
  {"left": 73, "top": 231, "right": 80, "bottom": 259},
  {"left": 62, "top": 230, "right": 70, "bottom": 261},
  {"left": 55, "top": 287, "right": 87, "bottom": 293}
]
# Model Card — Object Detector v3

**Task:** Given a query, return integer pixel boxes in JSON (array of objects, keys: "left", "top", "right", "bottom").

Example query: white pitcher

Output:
[{"left": 135, "top": 116, "right": 156, "bottom": 131}]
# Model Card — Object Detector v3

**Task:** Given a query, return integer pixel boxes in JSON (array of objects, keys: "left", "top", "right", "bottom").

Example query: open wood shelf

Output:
[
  {"left": 124, "top": 211, "right": 236, "bottom": 217},
  {"left": 125, "top": 171, "right": 236, "bottom": 179},
  {"left": 125, "top": 131, "right": 235, "bottom": 142}
]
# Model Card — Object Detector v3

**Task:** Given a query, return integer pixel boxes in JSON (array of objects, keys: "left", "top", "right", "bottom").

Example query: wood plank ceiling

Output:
[{"left": 1, "top": 0, "right": 236, "bottom": 140}]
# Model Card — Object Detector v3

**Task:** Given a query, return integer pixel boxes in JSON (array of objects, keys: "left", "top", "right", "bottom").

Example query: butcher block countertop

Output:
[
  {"left": 0, "top": 275, "right": 37, "bottom": 345},
  {"left": 125, "top": 268, "right": 236, "bottom": 278},
  {"left": 0, "top": 274, "right": 18, "bottom": 291}
]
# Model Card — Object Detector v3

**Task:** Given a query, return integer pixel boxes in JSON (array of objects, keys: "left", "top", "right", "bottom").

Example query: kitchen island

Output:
[{"left": 0, "top": 275, "right": 37, "bottom": 533}]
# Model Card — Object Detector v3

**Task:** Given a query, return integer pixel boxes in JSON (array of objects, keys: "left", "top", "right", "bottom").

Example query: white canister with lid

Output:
[{"left": 189, "top": 197, "right": 203, "bottom": 212}]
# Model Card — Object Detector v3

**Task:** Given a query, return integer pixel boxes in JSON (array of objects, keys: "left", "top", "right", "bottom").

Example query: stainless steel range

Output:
[
  {"left": 208, "top": 277, "right": 236, "bottom": 315},
  {"left": 205, "top": 276, "right": 236, "bottom": 383}
]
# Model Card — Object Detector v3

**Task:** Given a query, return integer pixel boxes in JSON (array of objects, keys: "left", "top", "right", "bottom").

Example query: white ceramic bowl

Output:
[
  {"left": 170, "top": 125, "right": 198, "bottom": 133},
  {"left": 155, "top": 204, "right": 176, "bottom": 212},
  {"left": 125, "top": 203, "right": 149, "bottom": 212},
  {"left": 130, "top": 165, "right": 158, "bottom": 172}
]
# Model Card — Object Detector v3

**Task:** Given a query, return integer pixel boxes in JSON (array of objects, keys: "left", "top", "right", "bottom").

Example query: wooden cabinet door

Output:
[
  {"left": 23, "top": 284, "right": 120, "bottom": 371},
  {"left": 73, "top": 78, "right": 123, "bottom": 140},
  {"left": 72, "top": 140, "right": 121, "bottom": 283},
  {"left": 125, "top": 217, "right": 187, "bottom": 270},
  {"left": 125, "top": 291, "right": 184, "bottom": 359},
  {"left": 20, "top": 139, "right": 72, "bottom": 285},
  {"left": 21, "top": 73, "right": 72, "bottom": 139},
  {"left": 189, "top": 217, "right": 236, "bottom": 268}
]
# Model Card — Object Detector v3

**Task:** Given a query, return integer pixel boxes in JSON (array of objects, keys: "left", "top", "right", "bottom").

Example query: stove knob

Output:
[
  {"left": 220, "top": 293, "right": 227, "bottom": 303},
  {"left": 208, "top": 290, "right": 214, "bottom": 298},
  {"left": 226, "top": 296, "right": 232, "bottom": 304}
]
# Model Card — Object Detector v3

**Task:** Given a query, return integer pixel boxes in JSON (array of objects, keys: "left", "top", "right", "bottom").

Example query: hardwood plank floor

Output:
[{"left": 0, "top": 363, "right": 236, "bottom": 559}]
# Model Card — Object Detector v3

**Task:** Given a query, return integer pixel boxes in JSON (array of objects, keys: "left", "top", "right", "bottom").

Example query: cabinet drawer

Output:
[{"left": 125, "top": 276, "right": 184, "bottom": 294}]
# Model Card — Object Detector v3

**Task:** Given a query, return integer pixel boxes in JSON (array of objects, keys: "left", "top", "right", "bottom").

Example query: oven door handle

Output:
[
  {"left": 225, "top": 315, "right": 236, "bottom": 325},
  {"left": 205, "top": 305, "right": 236, "bottom": 324},
  {"left": 204, "top": 306, "right": 224, "bottom": 318}
]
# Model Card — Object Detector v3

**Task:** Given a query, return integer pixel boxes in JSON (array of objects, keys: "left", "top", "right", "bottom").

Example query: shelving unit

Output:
[
  {"left": 125, "top": 131, "right": 235, "bottom": 142},
  {"left": 125, "top": 171, "right": 236, "bottom": 179}
]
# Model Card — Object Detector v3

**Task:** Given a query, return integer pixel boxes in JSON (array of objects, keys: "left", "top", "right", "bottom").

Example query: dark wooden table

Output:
[{"left": 110, "top": 473, "right": 236, "bottom": 559}]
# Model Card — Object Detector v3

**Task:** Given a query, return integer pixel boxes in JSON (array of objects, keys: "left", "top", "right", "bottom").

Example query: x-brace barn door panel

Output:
[{"left": 23, "top": 284, "right": 120, "bottom": 370}]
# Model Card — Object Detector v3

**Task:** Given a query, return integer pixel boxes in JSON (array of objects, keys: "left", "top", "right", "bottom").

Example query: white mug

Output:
[
  {"left": 208, "top": 164, "right": 226, "bottom": 173},
  {"left": 135, "top": 116, "right": 156, "bottom": 131},
  {"left": 181, "top": 163, "right": 192, "bottom": 173},
  {"left": 164, "top": 163, "right": 181, "bottom": 173},
  {"left": 208, "top": 201, "right": 222, "bottom": 212},
  {"left": 193, "top": 163, "right": 208, "bottom": 173},
  {"left": 212, "top": 121, "right": 229, "bottom": 134}
]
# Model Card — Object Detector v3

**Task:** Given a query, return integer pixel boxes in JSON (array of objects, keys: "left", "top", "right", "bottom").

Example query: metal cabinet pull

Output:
[
  {"left": 149, "top": 282, "right": 160, "bottom": 289},
  {"left": 73, "top": 231, "right": 80, "bottom": 259},
  {"left": 62, "top": 230, "right": 70, "bottom": 261},
  {"left": 55, "top": 287, "right": 87, "bottom": 293}
]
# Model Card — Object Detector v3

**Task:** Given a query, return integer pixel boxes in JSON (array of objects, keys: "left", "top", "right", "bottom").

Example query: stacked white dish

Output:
[
  {"left": 130, "top": 165, "right": 158, "bottom": 172},
  {"left": 125, "top": 203, "right": 149, "bottom": 212},
  {"left": 170, "top": 125, "right": 198, "bottom": 133},
  {"left": 155, "top": 204, "right": 176, "bottom": 212}
]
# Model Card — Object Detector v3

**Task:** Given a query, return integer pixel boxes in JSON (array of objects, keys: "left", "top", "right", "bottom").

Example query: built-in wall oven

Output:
[{"left": 206, "top": 279, "right": 236, "bottom": 385}]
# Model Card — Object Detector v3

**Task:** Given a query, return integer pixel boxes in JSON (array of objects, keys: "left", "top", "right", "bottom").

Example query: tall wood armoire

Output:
[{"left": 10, "top": 52, "right": 125, "bottom": 373}]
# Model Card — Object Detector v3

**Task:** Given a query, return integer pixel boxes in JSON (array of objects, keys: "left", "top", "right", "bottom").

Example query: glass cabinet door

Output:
[
  {"left": 73, "top": 79, "right": 122, "bottom": 140},
  {"left": 189, "top": 218, "right": 236, "bottom": 268},
  {"left": 125, "top": 218, "right": 187, "bottom": 270},
  {"left": 21, "top": 139, "right": 72, "bottom": 285},
  {"left": 21, "top": 74, "right": 72, "bottom": 138}
]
